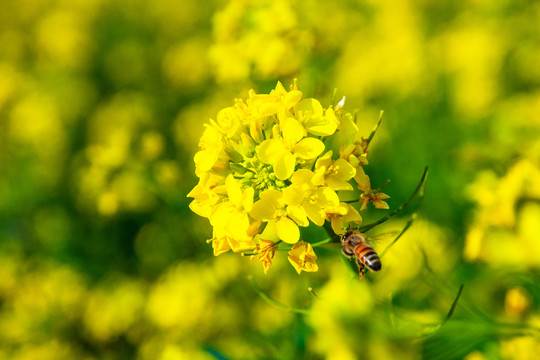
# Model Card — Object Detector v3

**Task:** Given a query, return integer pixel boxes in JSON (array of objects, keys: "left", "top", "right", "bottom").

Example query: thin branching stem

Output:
[
  {"left": 442, "top": 284, "right": 465, "bottom": 326},
  {"left": 421, "top": 284, "right": 465, "bottom": 337},
  {"left": 248, "top": 276, "right": 310, "bottom": 315},
  {"left": 308, "top": 287, "right": 320, "bottom": 300},
  {"left": 375, "top": 179, "right": 391, "bottom": 192},
  {"left": 379, "top": 214, "right": 416, "bottom": 258},
  {"left": 359, "top": 166, "right": 428, "bottom": 233},
  {"left": 366, "top": 110, "right": 384, "bottom": 148}
]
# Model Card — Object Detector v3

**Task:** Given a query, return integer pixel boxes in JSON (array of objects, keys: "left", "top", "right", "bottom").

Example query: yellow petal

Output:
[
  {"left": 355, "top": 166, "right": 371, "bottom": 192},
  {"left": 287, "top": 241, "right": 319, "bottom": 274},
  {"left": 188, "top": 198, "right": 214, "bottom": 218},
  {"left": 333, "top": 158, "right": 356, "bottom": 181},
  {"left": 256, "top": 139, "right": 284, "bottom": 164},
  {"left": 331, "top": 217, "right": 345, "bottom": 235},
  {"left": 225, "top": 174, "right": 242, "bottom": 207},
  {"left": 312, "top": 166, "right": 326, "bottom": 186},
  {"left": 275, "top": 217, "right": 300, "bottom": 244},
  {"left": 315, "top": 150, "right": 333, "bottom": 170},
  {"left": 306, "top": 118, "right": 338, "bottom": 137},
  {"left": 241, "top": 133, "right": 256, "bottom": 155},
  {"left": 294, "top": 137, "right": 325, "bottom": 160},
  {"left": 259, "top": 188, "right": 284, "bottom": 208},
  {"left": 272, "top": 81, "right": 287, "bottom": 96},
  {"left": 283, "top": 185, "right": 304, "bottom": 206},
  {"left": 212, "top": 236, "right": 231, "bottom": 256},
  {"left": 228, "top": 236, "right": 256, "bottom": 253},
  {"left": 295, "top": 98, "right": 323, "bottom": 117},
  {"left": 338, "top": 113, "right": 358, "bottom": 135},
  {"left": 304, "top": 202, "right": 325, "bottom": 226},
  {"left": 247, "top": 220, "right": 266, "bottom": 237},
  {"left": 194, "top": 148, "right": 220, "bottom": 173},
  {"left": 341, "top": 144, "right": 356, "bottom": 158},
  {"left": 284, "top": 90, "right": 303, "bottom": 109},
  {"left": 287, "top": 205, "right": 309, "bottom": 227},
  {"left": 326, "top": 178, "right": 353, "bottom": 191},
  {"left": 210, "top": 202, "right": 235, "bottom": 228},
  {"left": 348, "top": 155, "right": 360, "bottom": 168},
  {"left": 250, "top": 198, "right": 277, "bottom": 221},
  {"left": 227, "top": 212, "right": 251, "bottom": 240},
  {"left": 274, "top": 152, "right": 296, "bottom": 180},
  {"left": 373, "top": 199, "right": 390, "bottom": 209},
  {"left": 288, "top": 256, "right": 303, "bottom": 275},
  {"left": 249, "top": 121, "right": 264, "bottom": 143},
  {"left": 281, "top": 117, "right": 305, "bottom": 148},
  {"left": 343, "top": 204, "right": 362, "bottom": 223},
  {"left": 259, "top": 102, "right": 281, "bottom": 116},
  {"left": 314, "top": 187, "right": 340, "bottom": 208},
  {"left": 291, "top": 169, "right": 316, "bottom": 187},
  {"left": 242, "top": 187, "right": 254, "bottom": 212}
]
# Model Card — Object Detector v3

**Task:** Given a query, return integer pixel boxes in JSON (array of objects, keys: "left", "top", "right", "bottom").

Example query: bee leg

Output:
[
  {"left": 356, "top": 260, "right": 365, "bottom": 279},
  {"left": 342, "top": 247, "right": 354, "bottom": 258}
]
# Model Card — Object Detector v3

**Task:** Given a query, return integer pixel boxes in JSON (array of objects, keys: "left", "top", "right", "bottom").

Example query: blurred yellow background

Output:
[{"left": 1, "top": 0, "right": 539, "bottom": 359}]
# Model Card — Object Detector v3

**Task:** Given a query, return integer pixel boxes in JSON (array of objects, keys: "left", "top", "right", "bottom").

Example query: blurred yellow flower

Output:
[
  {"left": 505, "top": 287, "right": 531, "bottom": 318},
  {"left": 288, "top": 241, "right": 319, "bottom": 274},
  {"left": 465, "top": 159, "right": 540, "bottom": 266},
  {"left": 209, "top": 0, "right": 310, "bottom": 82}
]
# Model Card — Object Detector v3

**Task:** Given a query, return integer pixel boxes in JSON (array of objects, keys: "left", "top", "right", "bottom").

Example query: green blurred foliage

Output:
[{"left": 1, "top": 0, "right": 539, "bottom": 359}]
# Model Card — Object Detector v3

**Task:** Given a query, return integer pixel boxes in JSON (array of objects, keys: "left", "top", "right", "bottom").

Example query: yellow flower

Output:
[
  {"left": 288, "top": 168, "right": 341, "bottom": 226},
  {"left": 356, "top": 166, "right": 390, "bottom": 210},
  {"left": 315, "top": 150, "right": 357, "bottom": 190},
  {"left": 256, "top": 116, "right": 325, "bottom": 180},
  {"left": 193, "top": 125, "right": 225, "bottom": 175},
  {"left": 188, "top": 81, "right": 391, "bottom": 275},
  {"left": 288, "top": 241, "right": 319, "bottom": 274},
  {"left": 327, "top": 203, "right": 363, "bottom": 235},
  {"left": 253, "top": 239, "right": 277, "bottom": 274},
  {"left": 186, "top": 172, "right": 224, "bottom": 218},
  {"left": 250, "top": 188, "right": 306, "bottom": 244},
  {"left": 209, "top": 175, "right": 256, "bottom": 253}
]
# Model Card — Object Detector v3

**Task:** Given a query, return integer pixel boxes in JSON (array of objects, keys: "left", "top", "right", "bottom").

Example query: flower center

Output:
[
  {"left": 251, "top": 163, "right": 285, "bottom": 191},
  {"left": 236, "top": 160, "right": 286, "bottom": 192}
]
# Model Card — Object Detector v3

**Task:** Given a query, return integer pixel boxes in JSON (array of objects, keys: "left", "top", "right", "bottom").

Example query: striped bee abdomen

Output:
[{"left": 354, "top": 244, "right": 382, "bottom": 272}]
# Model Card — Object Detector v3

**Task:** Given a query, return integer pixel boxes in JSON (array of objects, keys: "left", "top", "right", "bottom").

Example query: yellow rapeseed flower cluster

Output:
[{"left": 188, "top": 81, "right": 389, "bottom": 274}]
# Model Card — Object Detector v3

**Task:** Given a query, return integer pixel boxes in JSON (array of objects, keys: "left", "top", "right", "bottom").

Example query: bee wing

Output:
[{"left": 366, "top": 231, "right": 398, "bottom": 244}]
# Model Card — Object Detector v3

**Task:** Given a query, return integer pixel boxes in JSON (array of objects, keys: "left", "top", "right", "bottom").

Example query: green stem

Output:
[
  {"left": 331, "top": 88, "right": 338, "bottom": 105},
  {"left": 379, "top": 214, "right": 416, "bottom": 258},
  {"left": 442, "top": 284, "right": 465, "bottom": 326},
  {"left": 267, "top": 237, "right": 333, "bottom": 253},
  {"left": 375, "top": 179, "right": 391, "bottom": 192},
  {"left": 308, "top": 287, "right": 320, "bottom": 300},
  {"left": 359, "top": 166, "right": 428, "bottom": 233},
  {"left": 248, "top": 276, "right": 310, "bottom": 315},
  {"left": 366, "top": 110, "right": 384, "bottom": 148},
  {"left": 421, "top": 284, "right": 465, "bottom": 336},
  {"left": 323, "top": 222, "right": 340, "bottom": 242}
]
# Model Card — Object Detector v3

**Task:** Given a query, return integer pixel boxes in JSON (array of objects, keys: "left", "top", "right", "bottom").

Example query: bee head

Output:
[{"left": 341, "top": 230, "right": 354, "bottom": 242}]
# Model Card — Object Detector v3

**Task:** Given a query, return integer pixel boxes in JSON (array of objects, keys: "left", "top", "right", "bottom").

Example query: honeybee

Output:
[{"left": 341, "top": 228, "right": 382, "bottom": 279}]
